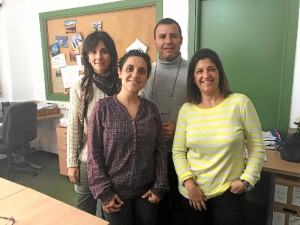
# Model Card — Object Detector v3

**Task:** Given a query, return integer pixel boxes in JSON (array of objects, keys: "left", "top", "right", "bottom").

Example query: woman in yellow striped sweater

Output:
[{"left": 172, "top": 48, "right": 265, "bottom": 225}]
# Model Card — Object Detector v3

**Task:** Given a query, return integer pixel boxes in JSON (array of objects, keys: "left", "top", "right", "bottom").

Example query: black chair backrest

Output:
[{"left": 2, "top": 102, "right": 37, "bottom": 146}]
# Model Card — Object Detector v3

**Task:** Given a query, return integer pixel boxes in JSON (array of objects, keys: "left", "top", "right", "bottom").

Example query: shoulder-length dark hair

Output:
[
  {"left": 80, "top": 31, "right": 119, "bottom": 100},
  {"left": 187, "top": 48, "right": 232, "bottom": 104},
  {"left": 81, "top": 30, "right": 118, "bottom": 79}
]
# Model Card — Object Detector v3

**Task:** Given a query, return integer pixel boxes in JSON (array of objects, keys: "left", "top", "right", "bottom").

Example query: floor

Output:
[{"left": 0, "top": 150, "right": 76, "bottom": 207}]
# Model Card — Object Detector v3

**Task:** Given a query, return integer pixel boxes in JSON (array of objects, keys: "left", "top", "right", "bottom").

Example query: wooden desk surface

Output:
[
  {"left": 0, "top": 113, "right": 63, "bottom": 127},
  {"left": 37, "top": 113, "right": 63, "bottom": 121},
  {"left": 263, "top": 150, "right": 300, "bottom": 177},
  {"left": 0, "top": 179, "right": 108, "bottom": 225},
  {"left": 0, "top": 178, "right": 26, "bottom": 200}
]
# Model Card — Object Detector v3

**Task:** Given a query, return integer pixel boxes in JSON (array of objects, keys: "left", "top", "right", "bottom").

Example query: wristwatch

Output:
[{"left": 241, "top": 179, "right": 253, "bottom": 192}]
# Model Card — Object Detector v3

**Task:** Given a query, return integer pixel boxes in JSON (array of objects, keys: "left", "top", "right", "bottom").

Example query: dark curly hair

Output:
[{"left": 118, "top": 49, "right": 152, "bottom": 77}]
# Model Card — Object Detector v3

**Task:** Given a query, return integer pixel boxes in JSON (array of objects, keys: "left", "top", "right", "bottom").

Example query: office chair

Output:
[{"left": 0, "top": 102, "right": 38, "bottom": 178}]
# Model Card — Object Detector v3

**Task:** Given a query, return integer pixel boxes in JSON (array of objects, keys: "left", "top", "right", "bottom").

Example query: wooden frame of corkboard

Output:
[{"left": 40, "top": 0, "right": 163, "bottom": 101}]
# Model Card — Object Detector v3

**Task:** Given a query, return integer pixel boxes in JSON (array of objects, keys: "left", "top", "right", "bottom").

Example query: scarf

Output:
[{"left": 77, "top": 72, "right": 120, "bottom": 150}]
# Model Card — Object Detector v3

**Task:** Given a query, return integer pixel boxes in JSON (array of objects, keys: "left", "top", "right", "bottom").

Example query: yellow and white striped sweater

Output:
[{"left": 172, "top": 93, "right": 265, "bottom": 199}]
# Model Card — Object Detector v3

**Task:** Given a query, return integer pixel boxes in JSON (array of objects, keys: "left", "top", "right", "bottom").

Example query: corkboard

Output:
[{"left": 45, "top": 5, "right": 156, "bottom": 97}]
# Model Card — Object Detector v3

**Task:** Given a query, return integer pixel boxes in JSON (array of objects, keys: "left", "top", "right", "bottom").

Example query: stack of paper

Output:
[
  {"left": 36, "top": 102, "right": 59, "bottom": 117},
  {"left": 262, "top": 131, "right": 277, "bottom": 149},
  {"left": 37, "top": 102, "right": 58, "bottom": 110}
]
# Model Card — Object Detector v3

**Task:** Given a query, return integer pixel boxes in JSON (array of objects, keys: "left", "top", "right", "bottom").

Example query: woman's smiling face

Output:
[
  {"left": 118, "top": 56, "right": 148, "bottom": 94},
  {"left": 194, "top": 58, "right": 220, "bottom": 95},
  {"left": 88, "top": 41, "right": 111, "bottom": 74}
]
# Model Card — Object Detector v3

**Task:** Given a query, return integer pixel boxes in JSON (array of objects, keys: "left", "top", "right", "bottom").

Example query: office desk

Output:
[
  {"left": 0, "top": 178, "right": 109, "bottom": 225},
  {"left": 0, "top": 178, "right": 26, "bottom": 200},
  {"left": 37, "top": 113, "right": 63, "bottom": 121},
  {"left": 0, "top": 113, "right": 63, "bottom": 127},
  {"left": 262, "top": 150, "right": 300, "bottom": 225},
  {"left": 263, "top": 150, "right": 300, "bottom": 177}
]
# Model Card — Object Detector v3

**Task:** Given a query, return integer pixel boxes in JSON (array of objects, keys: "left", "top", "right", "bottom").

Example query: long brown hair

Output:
[{"left": 81, "top": 31, "right": 119, "bottom": 102}]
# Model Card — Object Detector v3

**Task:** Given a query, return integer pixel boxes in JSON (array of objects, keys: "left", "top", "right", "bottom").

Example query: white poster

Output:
[
  {"left": 292, "top": 187, "right": 300, "bottom": 206},
  {"left": 272, "top": 211, "right": 285, "bottom": 225},
  {"left": 274, "top": 184, "right": 288, "bottom": 204}
]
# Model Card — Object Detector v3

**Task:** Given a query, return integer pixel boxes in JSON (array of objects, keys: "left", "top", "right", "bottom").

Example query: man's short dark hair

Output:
[{"left": 153, "top": 18, "right": 182, "bottom": 39}]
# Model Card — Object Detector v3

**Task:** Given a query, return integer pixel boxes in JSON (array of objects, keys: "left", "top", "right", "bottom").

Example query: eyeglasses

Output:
[{"left": 0, "top": 216, "right": 15, "bottom": 225}]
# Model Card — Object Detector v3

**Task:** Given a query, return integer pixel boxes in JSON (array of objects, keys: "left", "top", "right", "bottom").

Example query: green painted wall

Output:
[{"left": 188, "top": 0, "right": 299, "bottom": 137}]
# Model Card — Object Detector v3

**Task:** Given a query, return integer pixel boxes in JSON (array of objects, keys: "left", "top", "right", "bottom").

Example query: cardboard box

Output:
[
  {"left": 273, "top": 203, "right": 300, "bottom": 225},
  {"left": 274, "top": 175, "right": 300, "bottom": 206},
  {"left": 272, "top": 175, "right": 300, "bottom": 225}
]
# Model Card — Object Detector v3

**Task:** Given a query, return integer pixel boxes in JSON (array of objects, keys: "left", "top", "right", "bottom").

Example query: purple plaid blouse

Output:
[{"left": 87, "top": 95, "right": 169, "bottom": 205}]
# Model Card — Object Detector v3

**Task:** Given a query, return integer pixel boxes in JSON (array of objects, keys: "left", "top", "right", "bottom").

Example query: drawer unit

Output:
[
  {"left": 272, "top": 175, "right": 300, "bottom": 225},
  {"left": 56, "top": 125, "right": 68, "bottom": 176}
]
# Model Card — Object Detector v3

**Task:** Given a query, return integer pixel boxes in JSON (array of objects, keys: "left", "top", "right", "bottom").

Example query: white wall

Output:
[
  {"left": 0, "top": 0, "right": 299, "bottom": 152},
  {"left": 290, "top": 10, "right": 300, "bottom": 128},
  {"left": 0, "top": 5, "right": 12, "bottom": 100},
  {"left": 162, "top": 0, "right": 189, "bottom": 60}
]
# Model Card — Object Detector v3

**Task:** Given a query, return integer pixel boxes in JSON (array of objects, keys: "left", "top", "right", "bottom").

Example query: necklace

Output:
[{"left": 151, "top": 58, "right": 182, "bottom": 116}]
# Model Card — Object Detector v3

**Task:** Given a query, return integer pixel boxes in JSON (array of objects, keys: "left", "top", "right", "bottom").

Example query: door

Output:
[{"left": 188, "top": 0, "right": 299, "bottom": 136}]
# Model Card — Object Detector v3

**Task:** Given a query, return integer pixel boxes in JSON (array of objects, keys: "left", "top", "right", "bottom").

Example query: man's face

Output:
[{"left": 153, "top": 23, "right": 183, "bottom": 62}]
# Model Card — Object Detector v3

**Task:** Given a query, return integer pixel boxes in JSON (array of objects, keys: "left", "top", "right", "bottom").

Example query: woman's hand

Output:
[
  {"left": 229, "top": 180, "right": 246, "bottom": 194},
  {"left": 142, "top": 190, "right": 161, "bottom": 204},
  {"left": 103, "top": 194, "right": 124, "bottom": 214},
  {"left": 68, "top": 167, "right": 80, "bottom": 185},
  {"left": 184, "top": 179, "right": 207, "bottom": 211}
]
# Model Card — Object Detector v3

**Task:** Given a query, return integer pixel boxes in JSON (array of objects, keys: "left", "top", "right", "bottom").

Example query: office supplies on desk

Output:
[
  {"left": 263, "top": 130, "right": 283, "bottom": 150},
  {"left": 36, "top": 102, "right": 59, "bottom": 117}
]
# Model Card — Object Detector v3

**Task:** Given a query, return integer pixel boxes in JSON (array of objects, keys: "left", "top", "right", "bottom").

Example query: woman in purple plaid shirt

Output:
[{"left": 88, "top": 49, "right": 169, "bottom": 225}]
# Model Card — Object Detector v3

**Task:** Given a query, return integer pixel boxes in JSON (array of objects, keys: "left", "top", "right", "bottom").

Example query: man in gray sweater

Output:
[{"left": 143, "top": 18, "right": 189, "bottom": 225}]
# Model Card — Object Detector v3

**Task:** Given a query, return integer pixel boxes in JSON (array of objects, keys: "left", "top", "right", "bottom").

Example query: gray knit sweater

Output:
[{"left": 143, "top": 54, "right": 189, "bottom": 124}]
